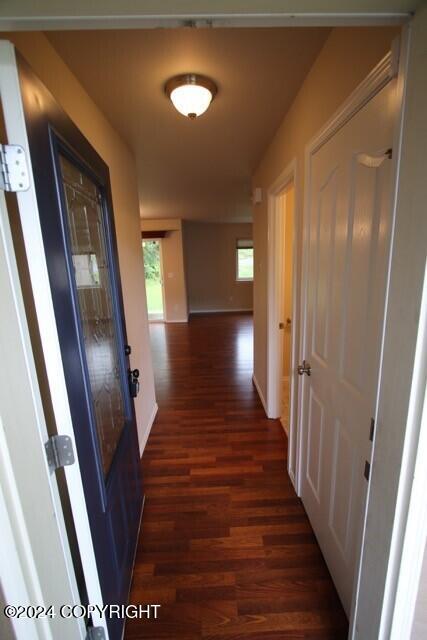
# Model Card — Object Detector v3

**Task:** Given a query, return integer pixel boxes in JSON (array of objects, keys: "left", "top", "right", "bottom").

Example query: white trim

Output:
[
  {"left": 0, "top": 12, "right": 409, "bottom": 31},
  {"left": 252, "top": 374, "right": 268, "bottom": 416},
  {"left": 158, "top": 239, "right": 167, "bottom": 322},
  {"left": 138, "top": 402, "right": 158, "bottom": 457},
  {"left": 0, "top": 41, "right": 107, "bottom": 637},
  {"left": 309, "top": 51, "right": 394, "bottom": 156},
  {"left": 389, "top": 259, "right": 427, "bottom": 639},
  {"left": 266, "top": 159, "right": 299, "bottom": 490},
  {"left": 266, "top": 160, "right": 296, "bottom": 418},
  {"left": 189, "top": 308, "right": 253, "bottom": 314}
]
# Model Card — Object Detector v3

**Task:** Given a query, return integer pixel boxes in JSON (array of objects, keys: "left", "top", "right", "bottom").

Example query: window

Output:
[{"left": 236, "top": 239, "right": 254, "bottom": 281}]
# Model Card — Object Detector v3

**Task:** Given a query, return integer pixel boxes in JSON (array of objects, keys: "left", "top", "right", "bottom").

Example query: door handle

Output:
[
  {"left": 297, "top": 360, "right": 312, "bottom": 376},
  {"left": 128, "top": 368, "right": 140, "bottom": 398},
  {"left": 279, "top": 318, "right": 292, "bottom": 330}
]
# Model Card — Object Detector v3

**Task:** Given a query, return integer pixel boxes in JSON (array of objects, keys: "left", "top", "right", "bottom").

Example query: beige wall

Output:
[
  {"left": 252, "top": 26, "right": 399, "bottom": 401},
  {"left": 184, "top": 221, "right": 253, "bottom": 313},
  {"left": 141, "top": 218, "right": 188, "bottom": 322},
  {"left": 4, "top": 32, "right": 156, "bottom": 454}
]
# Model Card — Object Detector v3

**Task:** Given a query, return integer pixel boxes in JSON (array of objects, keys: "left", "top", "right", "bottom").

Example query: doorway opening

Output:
[
  {"left": 278, "top": 185, "right": 294, "bottom": 435},
  {"left": 142, "top": 239, "right": 165, "bottom": 321},
  {"left": 0, "top": 21, "right": 415, "bottom": 640},
  {"left": 266, "top": 161, "right": 298, "bottom": 486}
]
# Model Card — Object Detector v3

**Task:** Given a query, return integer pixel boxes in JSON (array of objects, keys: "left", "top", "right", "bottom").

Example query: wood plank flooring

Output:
[{"left": 126, "top": 313, "right": 348, "bottom": 639}]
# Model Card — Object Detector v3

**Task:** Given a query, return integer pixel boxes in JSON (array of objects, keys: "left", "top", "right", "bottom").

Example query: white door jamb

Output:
[{"left": 266, "top": 159, "right": 298, "bottom": 487}]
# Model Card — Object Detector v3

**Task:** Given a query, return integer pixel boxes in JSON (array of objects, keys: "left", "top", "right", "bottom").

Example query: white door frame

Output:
[
  {"left": 1, "top": 9, "right": 425, "bottom": 640},
  {"left": 158, "top": 238, "right": 167, "bottom": 321},
  {"left": 266, "top": 159, "right": 299, "bottom": 488},
  {"left": 0, "top": 41, "right": 107, "bottom": 637},
  {"left": 0, "top": 187, "right": 84, "bottom": 639},
  {"left": 388, "top": 259, "right": 427, "bottom": 639},
  {"left": 0, "top": 5, "right": 409, "bottom": 30}
]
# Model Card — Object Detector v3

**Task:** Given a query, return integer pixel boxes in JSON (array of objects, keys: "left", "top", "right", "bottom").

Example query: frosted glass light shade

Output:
[
  {"left": 165, "top": 74, "right": 217, "bottom": 119},
  {"left": 170, "top": 85, "right": 213, "bottom": 118}
]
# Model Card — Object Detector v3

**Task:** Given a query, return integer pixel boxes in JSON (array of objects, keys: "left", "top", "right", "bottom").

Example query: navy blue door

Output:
[{"left": 17, "top": 56, "right": 143, "bottom": 638}]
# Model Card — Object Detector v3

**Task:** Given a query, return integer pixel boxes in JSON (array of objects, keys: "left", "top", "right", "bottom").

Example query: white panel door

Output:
[{"left": 301, "top": 79, "right": 397, "bottom": 615}]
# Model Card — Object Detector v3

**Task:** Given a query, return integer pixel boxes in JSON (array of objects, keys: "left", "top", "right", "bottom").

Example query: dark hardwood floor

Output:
[{"left": 126, "top": 313, "right": 348, "bottom": 639}]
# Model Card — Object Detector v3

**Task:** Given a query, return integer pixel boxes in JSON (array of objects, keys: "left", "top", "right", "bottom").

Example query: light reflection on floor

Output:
[{"left": 148, "top": 313, "right": 254, "bottom": 404}]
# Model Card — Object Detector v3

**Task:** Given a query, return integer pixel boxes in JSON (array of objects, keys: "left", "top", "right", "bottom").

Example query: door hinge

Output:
[
  {"left": 369, "top": 418, "right": 375, "bottom": 442},
  {"left": 45, "top": 435, "right": 75, "bottom": 473},
  {"left": 364, "top": 460, "right": 371, "bottom": 481},
  {"left": 0, "top": 144, "right": 30, "bottom": 192},
  {"left": 86, "top": 627, "right": 106, "bottom": 640}
]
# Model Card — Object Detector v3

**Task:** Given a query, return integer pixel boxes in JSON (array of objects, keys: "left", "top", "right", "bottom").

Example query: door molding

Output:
[
  {"left": 0, "top": 7, "right": 409, "bottom": 31},
  {"left": 308, "top": 49, "right": 395, "bottom": 157},
  {"left": 266, "top": 159, "right": 298, "bottom": 489},
  {"left": 158, "top": 239, "right": 167, "bottom": 322}
]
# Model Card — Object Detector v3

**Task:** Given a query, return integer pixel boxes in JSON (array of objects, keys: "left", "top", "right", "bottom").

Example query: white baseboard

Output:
[
  {"left": 252, "top": 373, "right": 268, "bottom": 417},
  {"left": 139, "top": 402, "right": 158, "bottom": 457},
  {"left": 190, "top": 308, "right": 253, "bottom": 314}
]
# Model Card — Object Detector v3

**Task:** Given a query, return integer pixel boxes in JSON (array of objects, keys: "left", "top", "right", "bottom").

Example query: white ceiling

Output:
[{"left": 46, "top": 28, "right": 331, "bottom": 221}]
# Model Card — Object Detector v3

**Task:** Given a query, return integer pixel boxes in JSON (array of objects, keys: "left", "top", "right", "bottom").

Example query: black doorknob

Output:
[{"left": 128, "top": 368, "right": 140, "bottom": 398}]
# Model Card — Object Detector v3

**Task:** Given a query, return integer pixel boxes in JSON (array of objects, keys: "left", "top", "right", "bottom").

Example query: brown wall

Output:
[
  {"left": 184, "top": 221, "right": 253, "bottom": 313},
  {"left": 4, "top": 32, "right": 157, "bottom": 453},
  {"left": 141, "top": 218, "right": 188, "bottom": 322},
  {"left": 252, "top": 26, "right": 399, "bottom": 407}
]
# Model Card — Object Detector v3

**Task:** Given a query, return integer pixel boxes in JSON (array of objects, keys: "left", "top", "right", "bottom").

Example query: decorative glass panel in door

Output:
[{"left": 60, "top": 155, "right": 125, "bottom": 477}]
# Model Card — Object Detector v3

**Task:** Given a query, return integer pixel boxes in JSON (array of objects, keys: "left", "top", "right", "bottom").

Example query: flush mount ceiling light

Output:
[{"left": 165, "top": 74, "right": 217, "bottom": 119}]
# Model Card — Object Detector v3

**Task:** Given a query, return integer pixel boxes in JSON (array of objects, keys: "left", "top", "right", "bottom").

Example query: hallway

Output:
[{"left": 126, "top": 313, "right": 348, "bottom": 639}]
